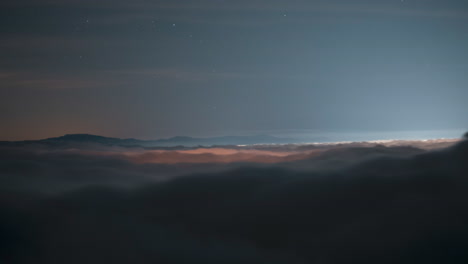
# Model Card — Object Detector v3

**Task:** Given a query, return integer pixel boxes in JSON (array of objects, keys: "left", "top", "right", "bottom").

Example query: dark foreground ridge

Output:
[{"left": 1, "top": 134, "right": 468, "bottom": 263}]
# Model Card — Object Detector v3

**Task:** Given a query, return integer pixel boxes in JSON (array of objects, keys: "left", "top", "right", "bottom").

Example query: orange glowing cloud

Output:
[{"left": 123, "top": 148, "right": 317, "bottom": 164}]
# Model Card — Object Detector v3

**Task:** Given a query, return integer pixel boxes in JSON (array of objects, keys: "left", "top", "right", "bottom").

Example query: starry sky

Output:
[{"left": 1, "top": 0, "right": 467, "bottom": 140}]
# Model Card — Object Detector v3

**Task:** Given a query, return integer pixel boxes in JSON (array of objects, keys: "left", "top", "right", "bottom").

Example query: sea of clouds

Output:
[{"left": 1, "top": 134, "right": 468, "bottom": 263}]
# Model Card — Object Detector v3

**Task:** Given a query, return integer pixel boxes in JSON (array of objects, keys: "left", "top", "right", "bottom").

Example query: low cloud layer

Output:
[{"left": 1, "top": 137, "right": 468, "bottom": 263}]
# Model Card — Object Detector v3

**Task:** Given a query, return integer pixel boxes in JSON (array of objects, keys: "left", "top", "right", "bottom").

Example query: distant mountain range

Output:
[{"left": 2, "top": 133, "right": 308, "bottom": 147}]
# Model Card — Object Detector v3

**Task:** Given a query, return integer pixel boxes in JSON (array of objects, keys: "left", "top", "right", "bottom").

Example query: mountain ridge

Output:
[{"left": 10, "top": 133, "right": 302, "bottom": 147}]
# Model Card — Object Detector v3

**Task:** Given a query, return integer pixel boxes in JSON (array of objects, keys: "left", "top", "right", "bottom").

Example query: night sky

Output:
[{"left": 1, "top": 0, "right": 467, "bottom": 140}]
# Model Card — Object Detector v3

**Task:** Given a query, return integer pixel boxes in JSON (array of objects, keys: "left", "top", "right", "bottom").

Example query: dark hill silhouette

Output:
[
  {"left": 43, "top": 134, "right": 142, "bottom": 145},
  {"left": 39, "top": 133, "right": 300, "bottom": 147}
]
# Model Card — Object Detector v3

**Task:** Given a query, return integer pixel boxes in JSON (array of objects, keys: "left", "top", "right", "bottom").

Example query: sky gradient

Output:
[{"left": 1, "top": 0, "right": 467, "bottom": 140}]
